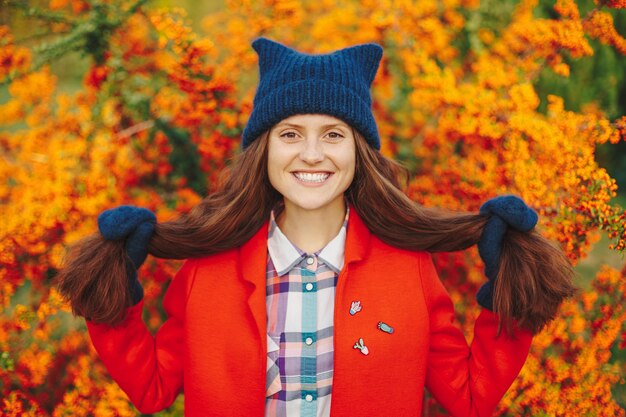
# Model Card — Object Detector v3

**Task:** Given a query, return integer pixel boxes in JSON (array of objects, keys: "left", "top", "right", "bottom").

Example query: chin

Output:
[
  {"left": 291, "top": 201, "right": 333, "bottom": 211},
  {"left": 284, "top": 195, "right": 343, "bottom": 213}
]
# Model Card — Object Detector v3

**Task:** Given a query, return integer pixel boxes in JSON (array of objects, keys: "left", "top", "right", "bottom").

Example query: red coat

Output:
[{"left": 87, "top": 207, "right": 532, "bottom": 416}]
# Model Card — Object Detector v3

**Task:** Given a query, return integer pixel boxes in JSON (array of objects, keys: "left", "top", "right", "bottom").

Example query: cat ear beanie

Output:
[{"left": 241, "top": 37, "right": 383, "bottom": 150}]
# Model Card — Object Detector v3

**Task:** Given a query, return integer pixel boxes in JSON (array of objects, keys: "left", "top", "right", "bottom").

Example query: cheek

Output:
[
  {"left": 267, "top": 147, "right": 289, "bottom": 189},
  {"left": 344, "top": 161, "right": 356, "bottom": 186},
  {"left": 267, "top": 156, "right": 280, "bottom": 189},
  {"left": 335, "top": 153, "right": 356, "bottom": 191},
  {"left": 340, "top": 149, "right": 356, "bottom": 180}
]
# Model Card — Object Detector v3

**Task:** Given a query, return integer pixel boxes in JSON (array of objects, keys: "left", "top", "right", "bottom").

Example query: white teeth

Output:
[{"left": 294, "top": 172, "right": 330, "bottom": 183}]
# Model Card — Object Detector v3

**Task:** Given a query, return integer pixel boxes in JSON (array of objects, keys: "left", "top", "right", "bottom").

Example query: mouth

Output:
[{"left": 292, "top": 171, "right": 332, "bottom": 183}]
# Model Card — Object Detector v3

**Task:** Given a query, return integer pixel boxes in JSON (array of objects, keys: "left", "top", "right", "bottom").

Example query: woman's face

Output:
[{"left": 267, "top": 113, "right": 356, "bottom": 215}]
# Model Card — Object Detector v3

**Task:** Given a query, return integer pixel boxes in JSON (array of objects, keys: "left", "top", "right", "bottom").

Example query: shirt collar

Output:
[{"left": 267, "top": 203, "right": 349, "bottom": 276}]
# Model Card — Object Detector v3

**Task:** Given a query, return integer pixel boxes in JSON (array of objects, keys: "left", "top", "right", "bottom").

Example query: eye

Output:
[
  {"left": 326, "top": 131, "right": 344, "bottom": 140},
  {"left": 279, "top": 131, "right": 299, "bottom": 140}
]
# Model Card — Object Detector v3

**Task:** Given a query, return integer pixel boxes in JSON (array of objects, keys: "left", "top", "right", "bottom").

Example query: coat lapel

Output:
[
  {"left": 331, "top": 205, "right": 372, "bottom": 415},
  {"left": 240, "top": 220, "right": 270, "bottom": 356},
  {"left": 343, "top": 204, "right": 370, "bottom": 264},
  {"left": 238, "top": 220, "right": 270, "bottom": 415}
]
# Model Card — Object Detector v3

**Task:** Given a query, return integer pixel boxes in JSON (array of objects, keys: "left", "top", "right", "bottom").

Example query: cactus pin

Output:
[
  {"left": 377, "top": 321, "right": 394, "bottom": 334},
  {"left": 349, "top": 301, "right": 362, "bottom": 316},
  {"left": 353, "top": 338, "right": 369, "bottom": 355}
]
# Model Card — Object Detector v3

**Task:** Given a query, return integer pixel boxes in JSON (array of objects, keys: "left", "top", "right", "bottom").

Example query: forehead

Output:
[{"left": 274, "top": 114, "right": 351, "bottom": 129}]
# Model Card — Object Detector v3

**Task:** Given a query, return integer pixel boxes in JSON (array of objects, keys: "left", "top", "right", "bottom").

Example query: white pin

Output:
[
  {"left": 353, "top": 338, "right": 369, "bottom": 355},
  {"left": 349, "top": 301, "right": 362, "bottom": 316}
]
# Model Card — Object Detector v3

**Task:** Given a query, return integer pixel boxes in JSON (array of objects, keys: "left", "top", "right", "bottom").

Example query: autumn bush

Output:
[{"left": 1, "top": 0, "right": 626, "bottom": 415}]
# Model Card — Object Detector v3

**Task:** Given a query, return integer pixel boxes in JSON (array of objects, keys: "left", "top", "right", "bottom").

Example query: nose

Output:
[{"left": 299, "top": 137, "right": 324, "bottom": 164}]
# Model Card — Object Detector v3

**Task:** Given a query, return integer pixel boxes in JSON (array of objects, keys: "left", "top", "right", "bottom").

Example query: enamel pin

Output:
[
  {"left": 377, "top": 321, "right": 394, "bottom": 334},
  {"left": 353, "top": 338, "right": 369, "bottom": 355},
  {"left": 349, "top": 301, "right": 362, "bottom": 316}
]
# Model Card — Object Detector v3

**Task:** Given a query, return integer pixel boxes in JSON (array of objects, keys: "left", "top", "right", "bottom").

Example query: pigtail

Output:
[
  {"left": 56, "top": 134, "right": 281, "bottom": 326},
  {"left": 349, "top": 131, "right": 576, "bottom": 335}
]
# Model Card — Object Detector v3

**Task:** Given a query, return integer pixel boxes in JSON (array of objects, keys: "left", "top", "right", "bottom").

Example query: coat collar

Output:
[
  {"left": 240, "top": 203, "right": 370, "bottom": 281},
  {"left": 238, "top": 203, "right": 371, "bottom": 350}
]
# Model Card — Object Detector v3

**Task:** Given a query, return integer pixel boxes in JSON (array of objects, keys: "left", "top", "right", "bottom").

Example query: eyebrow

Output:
[{"left": 275, "top": 122, "right": 349, "bottom": 130}]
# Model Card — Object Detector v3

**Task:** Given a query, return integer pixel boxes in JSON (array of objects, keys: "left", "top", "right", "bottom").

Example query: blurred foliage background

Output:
[{"left": 1, "top": 0, "right": 626, "bottom": 416}]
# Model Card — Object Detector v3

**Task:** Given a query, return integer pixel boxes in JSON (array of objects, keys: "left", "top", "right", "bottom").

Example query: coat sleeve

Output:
[
  {"left": 419, "top": 252, "right": 533, "bottom": 417},
  {"left": 85, "top": 258, "right": 197, "bottom": 414}
]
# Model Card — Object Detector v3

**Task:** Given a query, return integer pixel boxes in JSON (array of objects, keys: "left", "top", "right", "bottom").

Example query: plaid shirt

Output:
[{"left": 265, "top": 205, "right": 349, "bottom": 417}]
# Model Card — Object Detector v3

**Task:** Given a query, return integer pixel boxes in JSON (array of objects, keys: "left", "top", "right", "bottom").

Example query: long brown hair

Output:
[{"left": 55, "top": 129, "right": 575, "bottom": 333}]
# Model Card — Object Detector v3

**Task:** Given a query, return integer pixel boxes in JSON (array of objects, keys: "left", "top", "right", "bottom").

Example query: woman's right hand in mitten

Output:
[
  {"left": 476, "top": 195, "right": 538, "bottom": 310},
  {"left": 98, "top": 205, "right": 157, "bottom": 305}
]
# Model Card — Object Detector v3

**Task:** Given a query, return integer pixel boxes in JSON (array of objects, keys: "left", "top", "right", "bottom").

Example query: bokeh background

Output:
[{"left": 1, "top": 0, "right": 626, "bottom": 415}]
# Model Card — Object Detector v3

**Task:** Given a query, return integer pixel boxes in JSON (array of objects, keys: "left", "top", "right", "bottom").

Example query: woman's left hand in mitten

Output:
[{"left": 476, "top": 195, "right": 538, "bottom": 310}]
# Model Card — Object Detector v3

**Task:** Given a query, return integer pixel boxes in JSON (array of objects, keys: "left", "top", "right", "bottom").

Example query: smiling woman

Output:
[{"left": 55, "top": 37, "right": 576, "bottom": 417}]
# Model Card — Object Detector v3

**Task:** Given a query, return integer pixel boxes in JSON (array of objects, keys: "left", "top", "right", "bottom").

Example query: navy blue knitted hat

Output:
[{"left": 241, "top": 37, "right": 383, "bottom": 150}]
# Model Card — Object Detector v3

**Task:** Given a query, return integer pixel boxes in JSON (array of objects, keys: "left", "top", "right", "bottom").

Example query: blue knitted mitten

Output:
[
  {"left": 476, "top": 195, "right": 538, "bottom": 310},
  {"left": 98, "top": 205, "right": 157, "bottom": 305}
]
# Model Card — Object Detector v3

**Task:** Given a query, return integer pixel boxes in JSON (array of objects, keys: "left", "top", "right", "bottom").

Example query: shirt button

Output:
[
  {"left": 305, "top": 283, "right": 313, "bottom": 291},
  {"left": 305, "top": 394, "right": 313, "bottom": 402},
  {"left": 306, "top": 257, "right": 314, "bottom": 265},
  {"left": 305, "top": 337, "right": 313, "bottom": 345}
]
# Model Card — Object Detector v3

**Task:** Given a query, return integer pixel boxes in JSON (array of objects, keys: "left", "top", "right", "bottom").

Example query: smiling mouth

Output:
[{"left": 292, "top": 172, "right": 331, "bottom": 183}]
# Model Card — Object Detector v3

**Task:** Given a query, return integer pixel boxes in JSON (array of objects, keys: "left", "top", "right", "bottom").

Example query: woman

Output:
[{"left": 56, "top": 37, "right": 576, "bottom": 416}]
